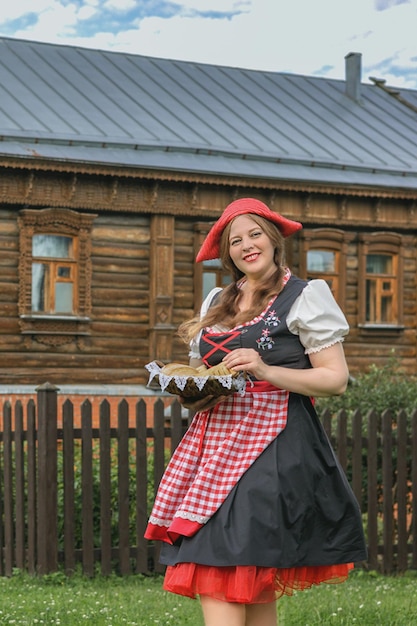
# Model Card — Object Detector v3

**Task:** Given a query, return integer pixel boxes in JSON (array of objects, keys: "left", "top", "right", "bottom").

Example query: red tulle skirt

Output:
[{"left": 163, "top": 562, "right": 354, "bottom": 604}]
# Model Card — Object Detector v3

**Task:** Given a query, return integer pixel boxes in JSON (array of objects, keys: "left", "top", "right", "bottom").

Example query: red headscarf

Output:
[{"left": 196, "top": 198, "right": 302, "bottom": 262}]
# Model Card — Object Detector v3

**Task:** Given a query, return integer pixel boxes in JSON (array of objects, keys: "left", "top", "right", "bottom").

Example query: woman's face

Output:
[{"left": 228, "top": 215, "right": 277, "bottom": 280}]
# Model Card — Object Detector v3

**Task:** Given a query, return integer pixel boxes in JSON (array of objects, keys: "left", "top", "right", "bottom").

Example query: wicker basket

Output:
[{"left": 145, "top": 361, "right": 246, "bottom": 400}]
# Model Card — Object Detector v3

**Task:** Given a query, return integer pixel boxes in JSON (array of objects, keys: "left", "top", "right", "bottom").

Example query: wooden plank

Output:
[
  {"left": 92, "top": 256, "right": 148, "bottom": 271},
  {"left": 351, "top": 410, "right": 363, "bottom": 509},
  {"left": 321, "top": 408, "right": 332, "bottom": 440},
  {"left": 0, "top": 367, "right": 146, "bottom": 387},
  {"left": 136, "top": 400, "right": 148, "bottom": 574},
  {"left": 92, "top": 289, "right": 146, "bottom": 307},
  {"left": 36, "top": 383, "right": 58, "bottom": 574},
  {"left": 336, "top": 410, "right": 347, "bottom": 473},
  {"left": 367, "top": 409, "right": 379, "bottom": 570},
  {"left": 81, "top": 400, "right": 94, "bottom": 577},
  {"left": 395, "top": 410, "right": 408, "bottom": 572},
  {"left": 170, "top": 400, "right": 184, "bottom": 454},
  {"left": 99, "top": 400, "right": 112, "bottom": 576},
  {"left": 14, "top": 402, "right": 25, "bottom": 569},
  {"left": 118, "top": 401, "right": 131, "bottom": 575},
  {"left": 3, "top": 404, "right": 13, "bottom": 576},
  {"left": 382, "top": 410, "right": 393, "bottom": 574},
  {"left": 90, "top": 308, "right": 148, "bottom": 322},
  {"left": 63, "top": 400, "right": 76, "bottom": 575},
  {"left": 26, "top": 401, "right": 36, "bottom": 575},
  {"left": 93, "top": 273, "right": 150, "bottom": 288},
  {"left": 152, "top": 399, "right": 166, "bottom": 574},
  {"left": 411, "top": 410, "right": 417, "bottom": 569}
]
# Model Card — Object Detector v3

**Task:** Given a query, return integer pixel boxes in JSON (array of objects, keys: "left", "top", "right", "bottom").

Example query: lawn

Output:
[{"left": 0, "top": 568, "right": 415, "bottom": 625}]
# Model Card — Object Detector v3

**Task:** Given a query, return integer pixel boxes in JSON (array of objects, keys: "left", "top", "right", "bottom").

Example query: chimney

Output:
[{"left": 345, "top": 52, "right": 362, "bottom": 102}]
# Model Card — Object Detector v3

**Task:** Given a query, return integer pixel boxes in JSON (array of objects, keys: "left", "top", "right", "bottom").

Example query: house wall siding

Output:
[{"left": 0, "top": 173, "right": 416, "bottom": 386}]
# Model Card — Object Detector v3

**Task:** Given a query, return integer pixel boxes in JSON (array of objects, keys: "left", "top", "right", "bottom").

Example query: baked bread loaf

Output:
[
  {"left": 161, "top": 362, "right": 236, "bottom": 378},
  {"left": 161, "top": 363, "right": 199, "bottom": 376}
]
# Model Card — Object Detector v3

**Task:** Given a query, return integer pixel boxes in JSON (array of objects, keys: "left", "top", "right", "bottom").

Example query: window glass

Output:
[
  {"left": 366, "top": 254, "right": 392, "bottom": 274},
  {"left": 202, "top": 258, "right": 230, "bottom": 300},
  {"left": 58, "top": 266, "right": 71, "bottom": 278},
  {"left": 306, "top": 249, "right": 339, "bottom": 299},
  {"left": 32, "top": 235, "right": 73, "bottom": 258},
  {"left": 32, "top": 263, "right": 48, "bottom": 312},
  {"left": 307, "top": 250, "right": 336, "bottom": 272},
  {"left": 203, "top": 273, "right": 217, "bottom": 298},
  {"left": 55, "top": 283, "right": 73, "bottom": 313}
]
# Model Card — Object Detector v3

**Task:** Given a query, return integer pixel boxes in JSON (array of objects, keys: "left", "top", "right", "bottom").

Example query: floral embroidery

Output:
[
  {"left": 264, "top": 310, "right": 281, "bottom": 327},
  {"left": 256, "top": 328, "right": 274, "bottom": 350}
]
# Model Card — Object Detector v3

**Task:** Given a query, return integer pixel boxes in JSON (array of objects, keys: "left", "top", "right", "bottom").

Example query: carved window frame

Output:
[
  {"left": 18, "top": 208, "right": 96, "bottom": 345},
  {"left": 358, "top": 232, "right": 404, "bottom": 331},
  {"left": 299, "top": 228, "right": 352, "bottom": 307},
  {"left": 193, "top": 222, "right": 231, "bottom": 312}
]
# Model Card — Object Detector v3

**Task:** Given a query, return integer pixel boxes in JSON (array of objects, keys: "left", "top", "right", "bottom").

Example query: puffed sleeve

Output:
[
  {"left": 287, "top": 279, "right": 349, "bottom": 354},
  {"left": 188, "top": 287, "right": 223, "bottom": 359}
]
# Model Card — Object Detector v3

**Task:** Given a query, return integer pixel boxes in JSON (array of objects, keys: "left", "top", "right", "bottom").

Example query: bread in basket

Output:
[{"left": 145, "top": 360, "right": 246, "bottom": 400}]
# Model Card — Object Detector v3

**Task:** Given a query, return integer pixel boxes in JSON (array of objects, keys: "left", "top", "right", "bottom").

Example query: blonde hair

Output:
[{"left": 178, "top": 215, "right": 287, "bottom": 344}]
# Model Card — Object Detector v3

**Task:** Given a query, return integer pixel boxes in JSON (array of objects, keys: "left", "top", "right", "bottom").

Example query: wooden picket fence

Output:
[{"left": 0, "top": 383, "right": 416, "bottom": 577}]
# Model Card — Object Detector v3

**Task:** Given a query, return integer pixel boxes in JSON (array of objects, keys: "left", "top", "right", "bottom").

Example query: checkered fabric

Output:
[{"left": 146, "top": 388, "right": 289, "bottom": 542}]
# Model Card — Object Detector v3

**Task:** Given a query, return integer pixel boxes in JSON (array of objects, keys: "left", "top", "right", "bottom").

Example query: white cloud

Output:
[
  {"left": 103, "top": 0, "right": 136, "bottom": 10},
  {"left": 1, "top": 0, "right": 54, "bottom": 21},
  {"left": 1, "top": 0, "right": 417, "bottom": 88}
]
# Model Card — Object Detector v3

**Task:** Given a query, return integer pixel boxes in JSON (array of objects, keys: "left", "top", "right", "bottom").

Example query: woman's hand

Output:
[
  {"left": 223, "top": 343, "right": 349, "bottom": 397},
  {"left": 222, "top": 348, "right": 267, "bottom": 379},
  {"left": 179, "top": 394, "right": 228, "bottom": 412}
]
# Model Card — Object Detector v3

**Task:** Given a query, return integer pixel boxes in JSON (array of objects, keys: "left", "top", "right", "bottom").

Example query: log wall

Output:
[{"left": 0, "top": 169, "right": 416, "bottom": 385}]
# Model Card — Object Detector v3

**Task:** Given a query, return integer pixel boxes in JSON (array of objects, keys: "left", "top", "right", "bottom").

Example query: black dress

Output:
[{"left": 146, "top": 275, "right": 367, "bottom": 601}]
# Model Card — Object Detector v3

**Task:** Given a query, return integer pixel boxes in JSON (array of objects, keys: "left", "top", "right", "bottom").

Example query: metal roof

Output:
[{"left": 1, "top": 36, "right": 417, "bottom": 190}]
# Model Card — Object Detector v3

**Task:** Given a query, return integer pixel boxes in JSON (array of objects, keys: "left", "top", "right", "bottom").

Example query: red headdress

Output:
[{"left": 196, "top": 198, "right": 302, "bottom": 262}]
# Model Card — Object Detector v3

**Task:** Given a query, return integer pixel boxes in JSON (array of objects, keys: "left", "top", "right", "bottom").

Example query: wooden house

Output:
[{"left": 1, "top": 37, "right": 417, "bottom": 394}]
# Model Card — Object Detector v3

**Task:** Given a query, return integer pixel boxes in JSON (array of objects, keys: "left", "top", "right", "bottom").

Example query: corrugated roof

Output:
[{"left": 1, "top": 36, "right": 417, "bottom": 190}]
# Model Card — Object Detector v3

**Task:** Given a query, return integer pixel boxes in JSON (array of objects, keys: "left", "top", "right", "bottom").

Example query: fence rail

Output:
[{"left": 0, "top": 383, "right": 416, "bottom": 577}]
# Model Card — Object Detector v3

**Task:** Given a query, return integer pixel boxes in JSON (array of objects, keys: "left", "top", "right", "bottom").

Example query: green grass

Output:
[{"left": 0, "top": 569, "right": 415, "bottom": 625}]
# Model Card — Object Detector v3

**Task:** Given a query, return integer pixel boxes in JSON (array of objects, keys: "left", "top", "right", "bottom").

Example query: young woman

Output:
[{"left": 145, "top": 198, "right": 367, "bottom": 626}]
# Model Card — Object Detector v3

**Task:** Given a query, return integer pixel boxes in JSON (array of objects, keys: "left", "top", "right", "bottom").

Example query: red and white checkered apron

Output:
[{"left": 145, "top": 384, "right": 289, "bottom": 543}]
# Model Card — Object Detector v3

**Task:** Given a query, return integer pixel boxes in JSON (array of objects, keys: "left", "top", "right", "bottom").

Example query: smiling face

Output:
[{"left": 228, "top": 214, "right": 278, "bottom": 281}]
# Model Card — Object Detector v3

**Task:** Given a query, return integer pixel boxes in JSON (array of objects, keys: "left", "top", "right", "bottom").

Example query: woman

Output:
[{"left": 145, "top": 198, "right": 367, "bottom": 626}]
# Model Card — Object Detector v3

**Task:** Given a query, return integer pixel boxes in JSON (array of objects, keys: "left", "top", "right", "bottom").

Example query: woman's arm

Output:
[{"left": 222, "top": 342, "right": 349, "bottom": 397}]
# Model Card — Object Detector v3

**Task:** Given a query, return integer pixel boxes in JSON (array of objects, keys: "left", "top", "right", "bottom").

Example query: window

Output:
[
  {"left": 202, "top": 259, "right": 232, "bottom": 300},
  {"left": 300, "top": 229, "right": 352, "bottom": 306},
  {"left": 365, "top": 254, "right": 397, "bottom": 323},
  {"left": 359, "top": 233, "right": 403, "bottom": 328},
  {"left": 194, "top": 222, "right": 231, "bottom": 310},
  {"left": 306, "top": 249, "right": 339, "bottom": 297},
  {"left": 18, "top": 208, "right": 96, "bottom": 344},
  {"left": 31, "top": 234, "right": 77, "bottom": 314}
]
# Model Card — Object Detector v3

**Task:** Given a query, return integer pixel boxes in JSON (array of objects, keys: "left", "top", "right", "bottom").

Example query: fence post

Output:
[{"left": 36, "top": 382, "right": 59, "bottom": 575}]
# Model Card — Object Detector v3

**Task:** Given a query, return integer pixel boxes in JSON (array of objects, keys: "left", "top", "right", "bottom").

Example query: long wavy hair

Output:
[{"left": 178, "top": 215, "right": 287, "bottom": 344}]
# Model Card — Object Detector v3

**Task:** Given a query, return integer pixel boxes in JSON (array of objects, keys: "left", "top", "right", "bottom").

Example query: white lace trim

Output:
[
  {"left": 148, "top": 516, "right": 170, "bottom": 527},
  {"left": 304, "top": 337, "right": 345, "bottom": 355},
  {"left": 149, "top": 511, "right": 210, "bottom": 526},
  {"left": 145, "top": 361, "right": 247, "bottom": 396},
  {"left": 174, "top": 510, "right": 210, "bottom": 524}
]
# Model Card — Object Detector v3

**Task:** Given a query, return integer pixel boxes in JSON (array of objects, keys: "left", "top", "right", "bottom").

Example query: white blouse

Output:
[
  {"left": 286, "top": 279, "right": 349, "bottom": 354},
  {"left": 189, "top": 279, "right": 348, "bottom": 359}
]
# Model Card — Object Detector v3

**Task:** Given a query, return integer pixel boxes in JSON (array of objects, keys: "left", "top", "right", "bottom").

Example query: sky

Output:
[{"left": 1, "top": 0, "right": 417, "bottom": 89}]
